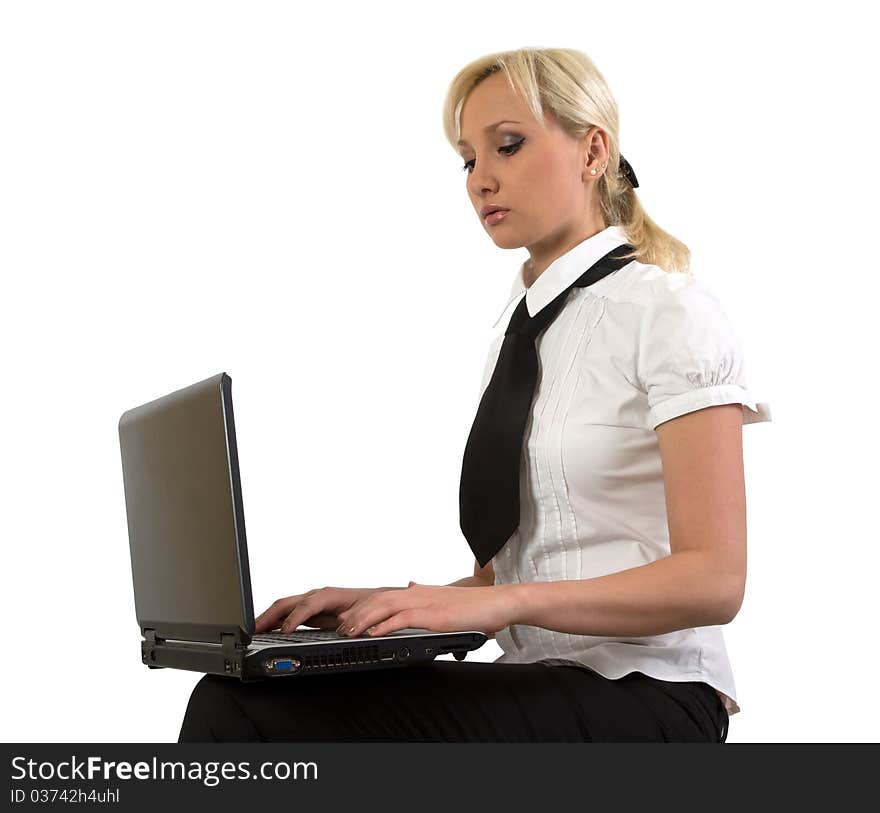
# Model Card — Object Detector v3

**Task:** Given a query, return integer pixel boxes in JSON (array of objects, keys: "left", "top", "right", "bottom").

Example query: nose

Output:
[
  {"left": 469, "top": 180, "right": 499, "bottom": 213},
  {"left": 467, "top": 161, "right": 498, "bottom": 199}
]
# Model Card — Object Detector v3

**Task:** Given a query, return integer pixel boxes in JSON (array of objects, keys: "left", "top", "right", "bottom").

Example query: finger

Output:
[
  {"left": 335, "top": 592, "right": 391, "bottom": 636},
  {"left": 299, "top": 611, "right": 339, "bottom": 629},
  {"left": 344, "top": 594, "right": 414, "bottom": 637},
  {"left": 360, "top": 609, "right": 415, "bottom": 639},
  {"left": 280, "top": 591, "right": 332, "bottom": 633},
  {"left": 336, "top": 614, "right": 362, "bottom": 636},
  {"left": 254, "top": 602, "right": 289, "bottom": 632},
  {"left": 254, "top": 593, "right": 310, "bottom": 632}
]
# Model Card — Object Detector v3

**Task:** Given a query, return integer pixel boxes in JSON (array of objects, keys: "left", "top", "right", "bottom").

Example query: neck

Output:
[{"left": 524, "top": 218, "right": 608, "bottom": 288}]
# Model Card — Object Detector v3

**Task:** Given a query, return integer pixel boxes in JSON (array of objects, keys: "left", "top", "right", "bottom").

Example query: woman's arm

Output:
[
  {"left": 503, "top": 550, "right": 737, "bottom": 637},
  {"left": 447, "top": 576, "right": 493, "bottom": 587},
  {"left": 447, "top": 561, "right": 496, "bottom": 636},
  {"left": 446, "top": 558, "right": 494, "bottom": 588},
  {"left": 501, "top": 405, "right": 747, "bottom": 637}
]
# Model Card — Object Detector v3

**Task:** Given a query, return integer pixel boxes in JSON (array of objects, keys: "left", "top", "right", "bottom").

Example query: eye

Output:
[{"left": 461, "top": 138, "right": 525, "bottom": 174}]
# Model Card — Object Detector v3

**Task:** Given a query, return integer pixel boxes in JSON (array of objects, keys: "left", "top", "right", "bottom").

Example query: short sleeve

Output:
[{"left": 636, "top": 279, "right": 772, "bottom": 431}]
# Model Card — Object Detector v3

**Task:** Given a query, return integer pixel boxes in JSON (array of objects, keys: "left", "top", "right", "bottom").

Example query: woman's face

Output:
[{"left": 457, "top": 71, "right": 607, "bottom": 276}]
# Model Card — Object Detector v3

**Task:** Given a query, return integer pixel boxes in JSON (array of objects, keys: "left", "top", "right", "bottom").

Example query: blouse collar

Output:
[{"left": 491, "top": 224, "right": 632, "bottom": 329}]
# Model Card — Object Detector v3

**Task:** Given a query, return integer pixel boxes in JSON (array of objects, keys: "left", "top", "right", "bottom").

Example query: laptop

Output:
[{"left": 118, "top": 372, "right": 487, "bottom": 681}]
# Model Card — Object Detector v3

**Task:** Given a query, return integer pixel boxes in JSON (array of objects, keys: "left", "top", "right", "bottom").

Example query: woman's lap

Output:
[{"left": 177, "top": 660, "right": 726, "bottom": 743}]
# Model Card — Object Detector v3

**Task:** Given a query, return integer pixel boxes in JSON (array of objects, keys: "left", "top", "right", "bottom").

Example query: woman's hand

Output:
[
  {"left": 254, "top": 586, "right": 404, "bottom": 634},
  {"left": 335, "top": 581, "right": 515, "bottom": 639}
]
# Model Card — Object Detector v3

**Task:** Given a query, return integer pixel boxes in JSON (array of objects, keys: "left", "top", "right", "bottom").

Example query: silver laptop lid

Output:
[{"left": 118, "top": 372, "right": 254, "bottom": 647}]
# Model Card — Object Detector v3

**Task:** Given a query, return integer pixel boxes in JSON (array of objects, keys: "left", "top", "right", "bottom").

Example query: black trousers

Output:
[{"left": 177, "top": 661, "right": 729, "bottom": 743}]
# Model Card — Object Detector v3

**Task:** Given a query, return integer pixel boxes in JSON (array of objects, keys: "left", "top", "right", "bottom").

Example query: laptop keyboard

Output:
[{"left": 252, "top": 629, "right": 342, "bottom": 643}]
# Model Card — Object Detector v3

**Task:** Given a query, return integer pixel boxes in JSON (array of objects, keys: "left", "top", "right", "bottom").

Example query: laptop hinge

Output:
[
  {"left": 142, "top": 628, "right": 160, "bottom": 663},
  {"left": 141, "top": 627, "right": 243, "bottom": 661},
  {"left": 221, "top": 632, "right": 238, "bottom": 657}
]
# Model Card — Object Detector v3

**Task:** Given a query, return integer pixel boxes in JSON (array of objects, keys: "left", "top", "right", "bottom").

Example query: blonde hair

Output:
[{"left": 442, "top": 47, "right": 691, "bottom": 275}]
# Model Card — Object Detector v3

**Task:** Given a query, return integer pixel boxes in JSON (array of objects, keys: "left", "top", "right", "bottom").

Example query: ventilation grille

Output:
[{"left": 302, "top": 645, "right": 384, "bottom": 671}]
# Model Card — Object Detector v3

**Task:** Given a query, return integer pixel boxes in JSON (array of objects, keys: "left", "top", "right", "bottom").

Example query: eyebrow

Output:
[{"left": 457, "top": 120, "right": 521, "bottom": 147}]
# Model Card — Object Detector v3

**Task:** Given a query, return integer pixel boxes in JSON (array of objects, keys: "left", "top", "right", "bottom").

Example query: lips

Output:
[
  {"left": 480, "top": 205, "right": 509, "bottom": 218},
  {"left": 484, "top": 209, "right": 509, "bottom": 226}
]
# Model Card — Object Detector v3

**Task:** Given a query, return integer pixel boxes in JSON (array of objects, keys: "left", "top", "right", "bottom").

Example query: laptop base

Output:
[{"left": 142, "top": 630, "right": 485, "bottom": 681}]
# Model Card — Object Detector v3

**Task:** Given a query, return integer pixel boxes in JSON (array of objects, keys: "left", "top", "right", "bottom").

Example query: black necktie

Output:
[{"left": 459, "top": 242, "right": 636, "bottom": 567}]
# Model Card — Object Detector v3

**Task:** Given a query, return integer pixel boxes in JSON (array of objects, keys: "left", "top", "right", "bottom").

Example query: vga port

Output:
[{"left": 265, "top": 657, "right": 302, "bottom": 673}]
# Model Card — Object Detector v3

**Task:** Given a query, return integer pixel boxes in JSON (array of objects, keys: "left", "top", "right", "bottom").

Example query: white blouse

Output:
[{"left": 479, "top": 225, "right": 772, "bottom": 717}]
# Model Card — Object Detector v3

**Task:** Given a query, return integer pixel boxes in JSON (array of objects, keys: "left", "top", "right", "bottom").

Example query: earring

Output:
[{"left": 589, "top": 163, "right": 607, "bottom": 177}]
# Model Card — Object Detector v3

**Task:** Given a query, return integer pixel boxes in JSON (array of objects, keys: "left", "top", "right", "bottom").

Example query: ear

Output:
[{"left": 582, "top": 126, "right": 610, "bottom": 179}]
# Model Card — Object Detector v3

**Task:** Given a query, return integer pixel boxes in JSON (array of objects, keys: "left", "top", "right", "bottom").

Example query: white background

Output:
[{"left": 1, "top": 0, "right": 876, "bottom": 743}]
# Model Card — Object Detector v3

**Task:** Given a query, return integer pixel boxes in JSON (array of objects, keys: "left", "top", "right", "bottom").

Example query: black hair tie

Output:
[{"left": 618, "top": 154, "right": 639, "bottom": 188}]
